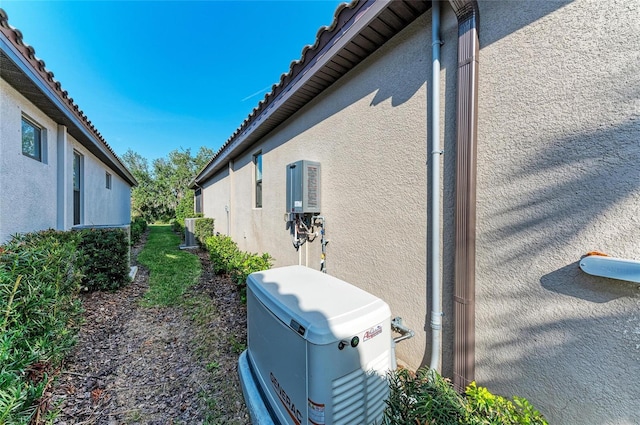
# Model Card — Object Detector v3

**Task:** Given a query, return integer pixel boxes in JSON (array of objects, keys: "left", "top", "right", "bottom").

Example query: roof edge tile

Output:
[{"left": 0, "top": 8, "right": 136, "bottom": 186}]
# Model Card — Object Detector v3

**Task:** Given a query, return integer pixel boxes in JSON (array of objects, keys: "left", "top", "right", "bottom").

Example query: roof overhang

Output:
[
  {"left": 191, "top": 0, "right": 431, "bottom": 187},
  {"left": 0, "top": 10, "right": 137, "bottom": 187}
]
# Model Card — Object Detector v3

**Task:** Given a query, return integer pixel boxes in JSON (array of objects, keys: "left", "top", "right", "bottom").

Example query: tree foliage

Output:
[{"left": 121, "top": 147, "right": 213, "bottom": 223}]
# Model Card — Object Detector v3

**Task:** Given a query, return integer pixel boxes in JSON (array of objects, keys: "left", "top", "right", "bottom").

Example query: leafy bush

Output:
[
  {"left": 194, "top": 218, "right": 215, "bottom": 246},
  {"left": 130, "top": 216, "right": 148, "bottom": 245},
  {"left": 203, "top": 235, "right": 273, "bottom": 302},
  {"left": 465, "top": 382, "right": 548, "bottom": 425},
  {"left": 384, "top": 367, "right": 466, "bottom": 424},
  {"left": 170, "top": 218, "right": 181, "bottom": 234},
  {"left": 383, "top": 367, "right": 548, "bottom": 425},
  {"left": 205, "top": 235, "right": 242, "bottom": 275},
  {"left": 77, "top": 228, "right": 130, "bottom": 291},
  {"left": 0, "top": 231, "right": 83, "bottom": 423},
  {"left": 229, "top": 252, "right": 273, "bottom": 301}
]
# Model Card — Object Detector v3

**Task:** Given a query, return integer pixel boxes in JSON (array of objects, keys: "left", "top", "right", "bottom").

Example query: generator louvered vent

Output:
[
  {"left": 239, "top": 266, "right": 394, "bottom": 425},
  {"left": 332, "top": 351, "right": 390, "bottom": 425}
]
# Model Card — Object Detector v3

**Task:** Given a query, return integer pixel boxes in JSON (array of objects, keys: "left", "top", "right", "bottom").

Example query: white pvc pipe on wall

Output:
[{"left": 429, "top": 0, "right": 443, "bottom": 372}]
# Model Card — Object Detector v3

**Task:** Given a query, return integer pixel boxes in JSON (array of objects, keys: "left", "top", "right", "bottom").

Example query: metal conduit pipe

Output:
[{"left": 429, "top": 0, "right": 444, "bottom": 373}]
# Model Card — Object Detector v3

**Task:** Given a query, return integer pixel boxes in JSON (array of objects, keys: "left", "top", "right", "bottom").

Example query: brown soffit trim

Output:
[
  {"left": 449, "top": 0, "right": 479, "bottom": 393},
  {"left": 191, "top": 0, "right": 432, "bottom": 187}
]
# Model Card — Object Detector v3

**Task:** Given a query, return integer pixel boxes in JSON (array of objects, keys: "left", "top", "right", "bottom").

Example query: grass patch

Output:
[{"left": 137, "top": 225, "right": 201, "bottom": 307}]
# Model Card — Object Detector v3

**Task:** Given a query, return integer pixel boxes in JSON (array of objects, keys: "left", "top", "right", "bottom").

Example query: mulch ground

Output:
[{"left": 42, "top": 233, "right": 250, "bottom": 425}]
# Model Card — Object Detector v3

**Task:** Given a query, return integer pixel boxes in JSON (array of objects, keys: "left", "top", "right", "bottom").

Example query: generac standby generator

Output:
[{"left": 238, "top": 266, "right": 394, "bottom": 425}]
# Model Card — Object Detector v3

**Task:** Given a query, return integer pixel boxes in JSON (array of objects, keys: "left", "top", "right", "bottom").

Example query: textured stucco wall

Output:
[
  {"left": 216, "top": 10, "right": 441, "bottom": 372},
  {"left": 0, "top": 78, "right": 58, "bottom": 241},
  {"left": 475, "top": 1, "right": 640, "bottom": 423},
  {"left": 70, "top": 137, "right": 131, "bottom": 227},
  {"left": 0, "top": 78, "right": 132, "bottom": 242},
  {"left": 201, "top": 167, "right": 231, "bottom": 235},
  {"left": 200, "top": 1, "right": 639, "bottom": 423}
]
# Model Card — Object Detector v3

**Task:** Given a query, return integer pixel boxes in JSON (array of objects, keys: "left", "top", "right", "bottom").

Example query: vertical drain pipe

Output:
[
  {"left": 448, "top": 0, "right": 479, "bottom": 392},
  {"left": 429, "top": 0, "right": 443, "bottom": 372}
]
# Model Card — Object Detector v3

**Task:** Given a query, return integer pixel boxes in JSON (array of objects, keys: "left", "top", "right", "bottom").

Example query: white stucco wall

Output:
[
  {"left": 70, "top": 137, "right": 131, "bottom": 227},
  {"left": 0, "top": 78, "right": 58, "bottom": 241},
  {"left": 0, "top": 78, "right": 132, "bottom": 243},
  {"left": 201, "top": 1, "right": 639, "bottom": 423}
]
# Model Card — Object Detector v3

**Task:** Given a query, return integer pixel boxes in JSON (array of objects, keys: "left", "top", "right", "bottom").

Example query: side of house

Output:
[
  {"left": 0, "top": 9, "right": 136, "bottom": 242},
  {"left": 192, "top": 1, "right": 639, "bottom": 423}
]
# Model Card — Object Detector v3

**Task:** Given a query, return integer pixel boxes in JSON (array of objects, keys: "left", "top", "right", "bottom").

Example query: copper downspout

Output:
[{"left": 448, "top": 0, "right": 480, "bottom": 392}]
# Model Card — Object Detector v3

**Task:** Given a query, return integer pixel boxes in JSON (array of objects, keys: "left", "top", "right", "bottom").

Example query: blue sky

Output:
[{"left": 1, "top": 0, "right": 344, "bottom": 162}]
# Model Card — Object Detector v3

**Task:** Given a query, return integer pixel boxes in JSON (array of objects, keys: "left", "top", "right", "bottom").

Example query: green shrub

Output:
[
  {"left": 0, "top": 231, "right": 83, "bottom": 423},
  {"left": 383, "top": 367, "right": 548, "bottom": 425},
  {"left": 465, "top": 382, "right": 548, "bottom": 425},
  {"left": 205, "top": 235, "right": 241, "bottom": 275},
  {"left": 384, "top": 367, "right": 466, "bottom": 425},
  {"left": 130, "top": 216, "right": 148, "bottom": 245},
  {"left": 203, "top": 234, "right": 273, "bottom": 303},
  {"left": 194, "top": 218, "right": 215, "bottom": 246},
  {"left": 77, "top": 228, "right": 130, "bottom": 291},
  {"left": 170, "top": 218, "right": 181, "bottom": 234},
  {"left": 229, "top": 252, "right": 273, "bottom": 301}
]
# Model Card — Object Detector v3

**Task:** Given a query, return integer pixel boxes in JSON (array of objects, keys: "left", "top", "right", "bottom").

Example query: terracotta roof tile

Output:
[
  {"left": 0, "top": 8, "right": 136, "bottom": 186},
  {"left": 204, "top": 0, "right": 361, "bottom": 167},
  {"left": 193, "top": 0, "right": 429, "bottom": 185}
]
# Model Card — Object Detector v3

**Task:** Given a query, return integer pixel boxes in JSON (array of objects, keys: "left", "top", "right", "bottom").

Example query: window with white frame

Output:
[
  {"left": 254, "top": 152, "right": 262, "bottom": 208},
  {"left": 21, "top": 116, "right": 43, "bottom": 161},
  {"left": 106, "top": 172, "right": 112, "bottom": 189}
]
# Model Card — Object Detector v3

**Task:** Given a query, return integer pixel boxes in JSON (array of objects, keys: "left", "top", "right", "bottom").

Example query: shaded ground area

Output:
[{"left": 46, "top": 235, "right": 249, "bottom": 424}]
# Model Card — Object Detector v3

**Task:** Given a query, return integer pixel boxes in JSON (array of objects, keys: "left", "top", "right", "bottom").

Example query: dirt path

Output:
[{"left": 46, "top": 235, "right": 249, "bottom": 425}]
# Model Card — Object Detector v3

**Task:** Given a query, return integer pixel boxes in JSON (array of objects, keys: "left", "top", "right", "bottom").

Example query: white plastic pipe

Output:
[{"left": 429, "top": 0, "right": 443, "bottom": 372}]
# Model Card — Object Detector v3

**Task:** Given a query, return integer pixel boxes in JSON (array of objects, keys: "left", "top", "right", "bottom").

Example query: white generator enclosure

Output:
[{"left": 239, "top": 266, "right": 393, "bottom": 425}]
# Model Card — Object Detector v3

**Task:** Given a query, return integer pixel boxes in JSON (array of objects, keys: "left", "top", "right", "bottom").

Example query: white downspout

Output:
[{"left": 429, "top": 0, "right": 443, "bottom": 372}]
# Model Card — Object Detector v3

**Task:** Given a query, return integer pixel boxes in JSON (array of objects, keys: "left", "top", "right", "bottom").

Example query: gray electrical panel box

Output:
[{"left": 286, "top": 160, "right": 321, "bottom": 214}]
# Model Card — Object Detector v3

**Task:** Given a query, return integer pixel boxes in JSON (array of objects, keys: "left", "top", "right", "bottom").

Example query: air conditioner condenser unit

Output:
[{"left": 239, "top": 265, "right": 394, "bottom": 425}]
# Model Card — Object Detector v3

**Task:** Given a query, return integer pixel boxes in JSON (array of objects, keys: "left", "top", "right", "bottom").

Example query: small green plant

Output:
[
  {"left": 194, "top": 218, "right": 215, "bottom": 246},
  {"left": 206, "top": 361, "right": 220, "bottom": 371},
  {"left": 228, "top": 335, "right": 247, "bottom": 354},
  {"left": 383, "top": 367, "right": 548, "bottom": 425},
  {"left": 384, "top": 367, "right": 466, "bottom": 425},
  {"left": 465, "top": 382, "right": 548, "bottom": 425}
]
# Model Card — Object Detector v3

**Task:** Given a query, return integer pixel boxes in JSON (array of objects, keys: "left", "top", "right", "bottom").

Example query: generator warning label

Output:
[
  {"left": 363, "top": 323, "right": 383, "bottom": 342},
  {"left": 308, "top": 399, "right": 325, "bottom": 425}
]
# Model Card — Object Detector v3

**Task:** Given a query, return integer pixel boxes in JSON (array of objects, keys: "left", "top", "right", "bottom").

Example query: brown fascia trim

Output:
[
  {"left": 449, "top": 0, "right": 479, "bottom": 392},
  {"left": 0, "top": 9, "right": 137, "bottom": 186},
  {"left": 191, "top": 0, "right": 369, "bottom": 187}
]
